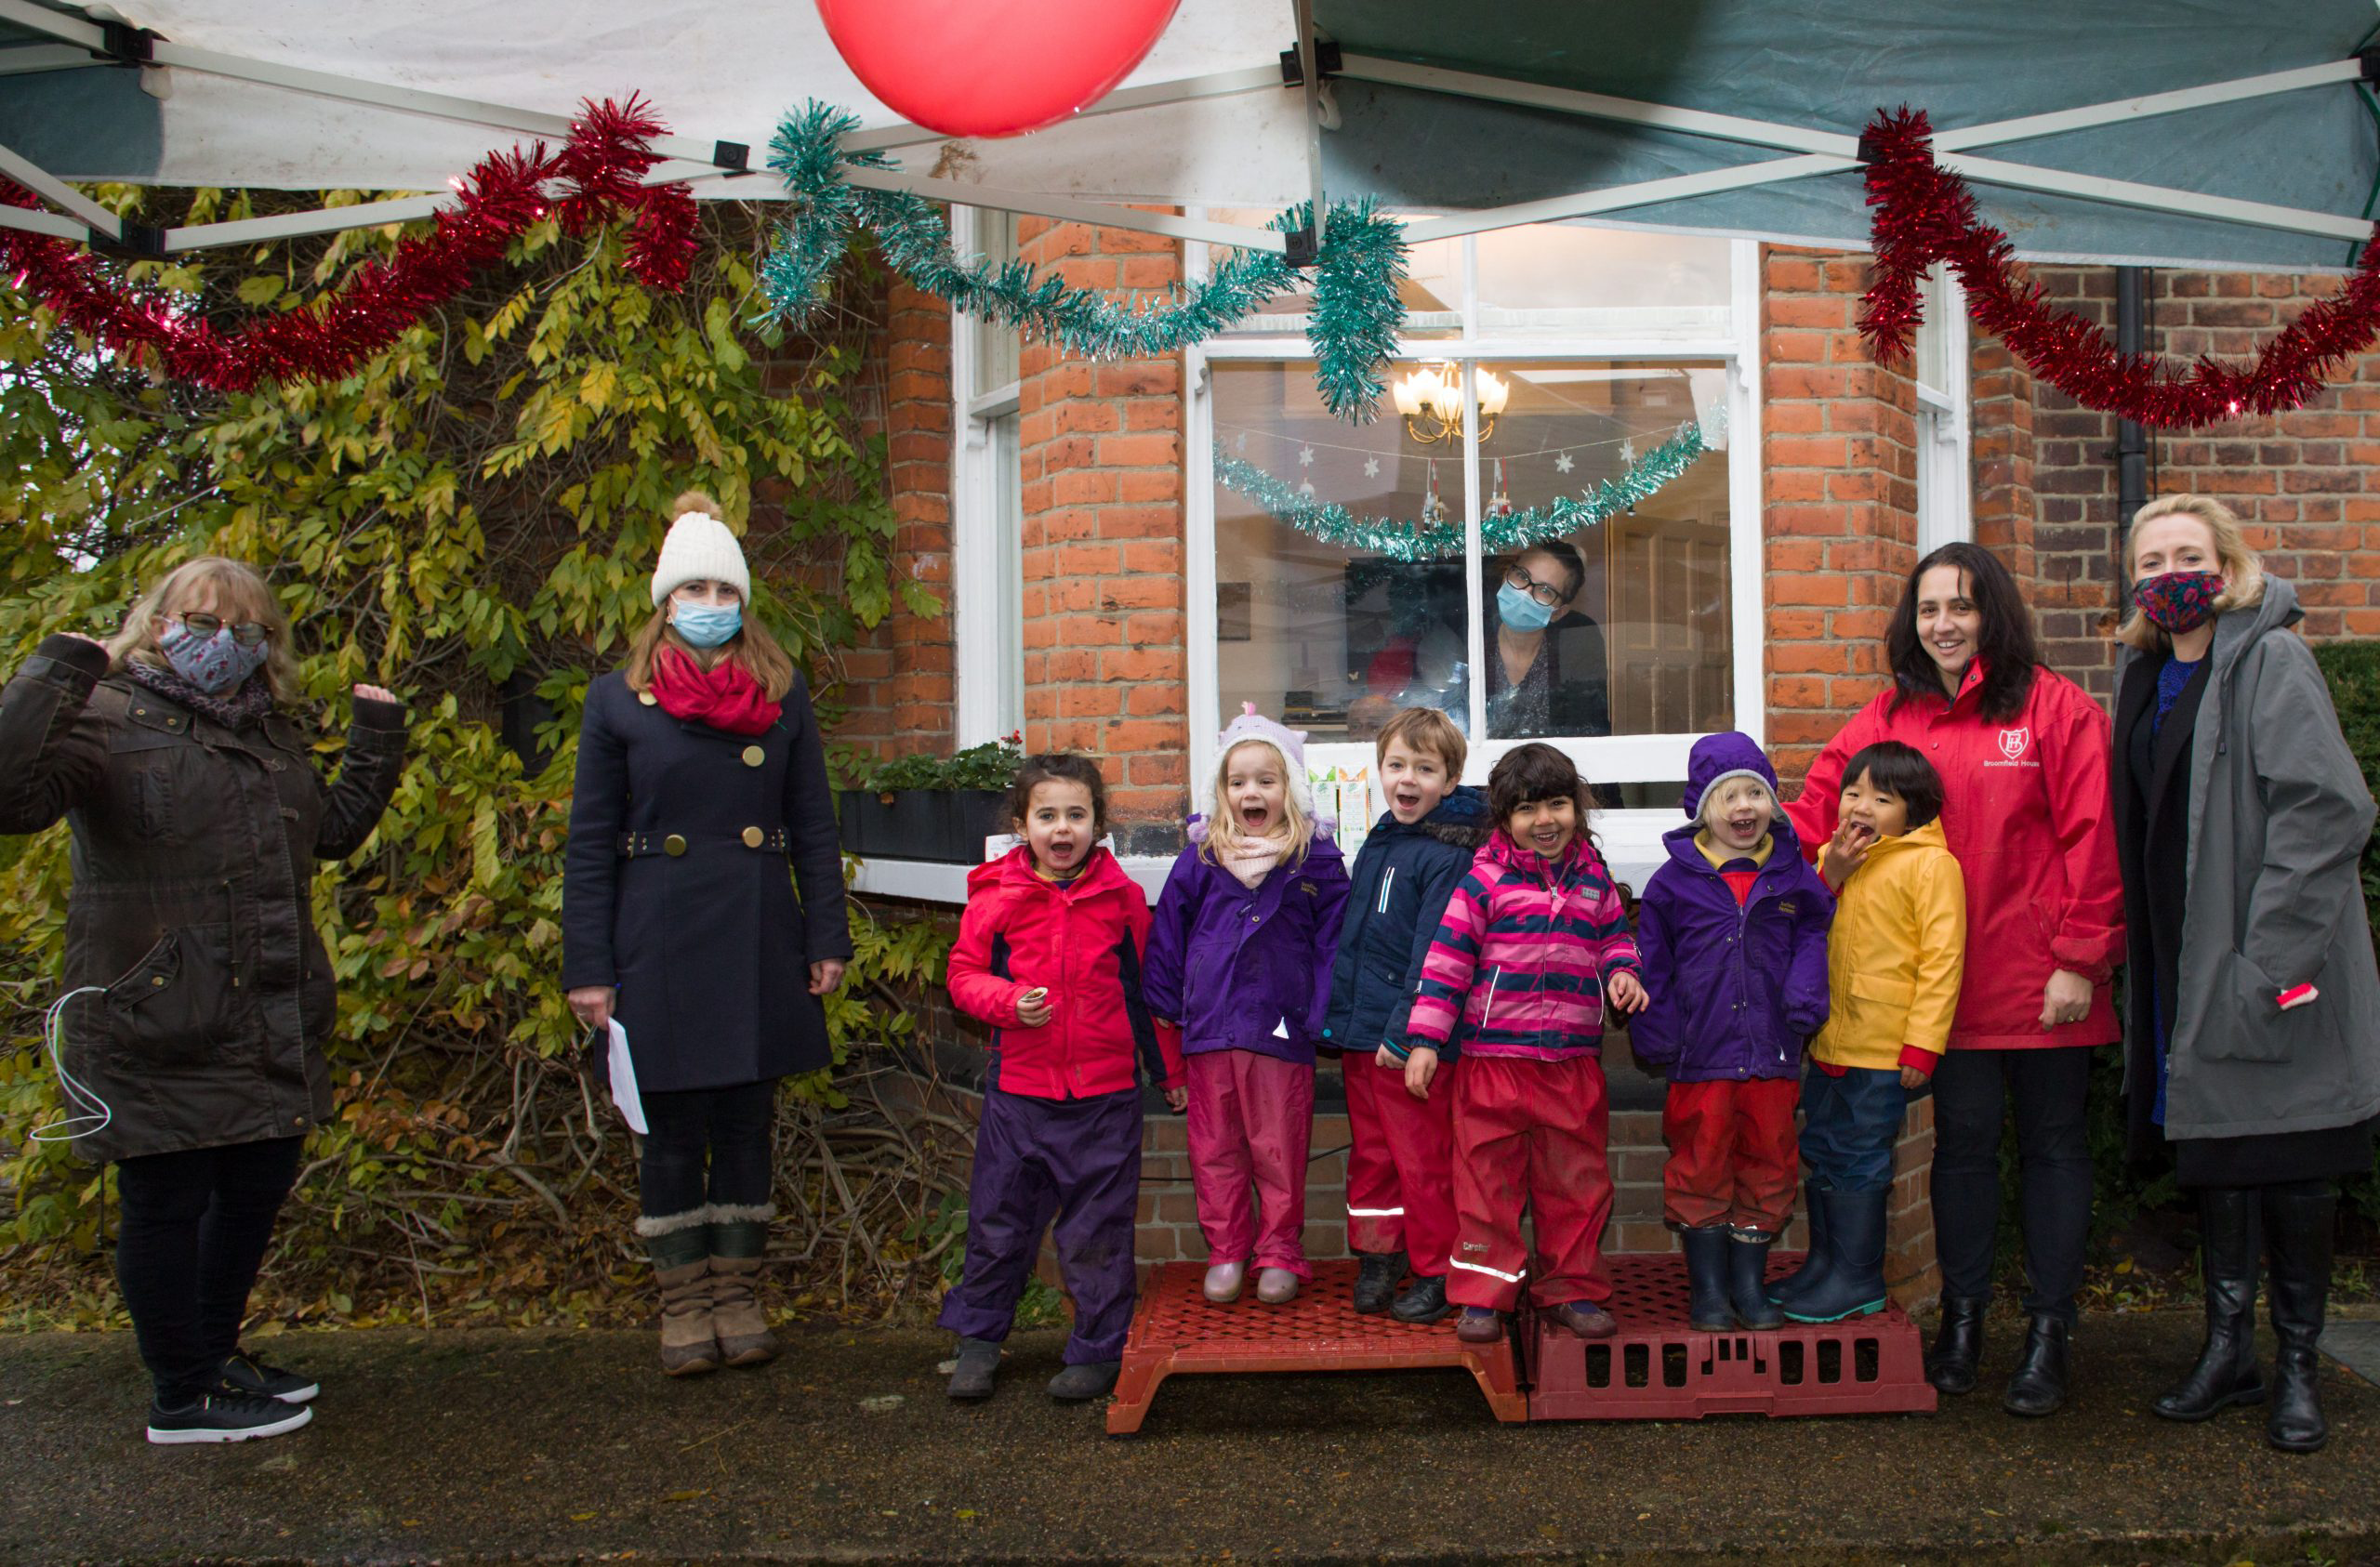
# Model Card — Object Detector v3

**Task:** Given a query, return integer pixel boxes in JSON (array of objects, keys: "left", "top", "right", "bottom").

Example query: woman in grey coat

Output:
[{"left": 2110, "top": 494, "right": 2380, "bottom": 1455}]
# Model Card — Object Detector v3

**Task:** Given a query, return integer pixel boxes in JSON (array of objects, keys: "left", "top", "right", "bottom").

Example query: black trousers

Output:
[
  {"left": 638, "top": 1079, "right": 777, "bottom": 1219},
  {"left": 1930, "top": 1046, "right": 2095, "bottom": 1323},
  {"left": 112, "top": 1136, "right": 304, "bottom": 1404}
]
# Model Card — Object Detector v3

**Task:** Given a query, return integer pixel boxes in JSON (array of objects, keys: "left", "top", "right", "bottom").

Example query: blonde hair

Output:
[
  {"left": 1376, "top": 704, "right": 1467, "bottom": 778},
  {"left": 1199, "top": 738, "right": 1315, "bottom": 868},
  {"left": 2117, "top": 494, "right": 2268, "bottom": 652},
  {"left": 107, "top": 556, "right": 299, "bottom": 703},
  {"left": 626, "top": 489, "right": 796, "bottom": 701},
  {"left": 1697, "top": 774, "right": 1778, "bottom": 830}
]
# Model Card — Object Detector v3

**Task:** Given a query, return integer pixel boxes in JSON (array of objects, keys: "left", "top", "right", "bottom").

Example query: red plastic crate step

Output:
[
  {"left": 1107, "top": 1258, "right": 1527, "bottom": 1435},
  {"left": 1523, "top": 1251, "right": 1937, "bottom": 1421}
]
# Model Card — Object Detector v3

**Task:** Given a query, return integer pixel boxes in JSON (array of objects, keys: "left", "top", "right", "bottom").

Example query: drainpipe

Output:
[{"left": 2113, "top": 267, "right": 2149, "bottom": 573}]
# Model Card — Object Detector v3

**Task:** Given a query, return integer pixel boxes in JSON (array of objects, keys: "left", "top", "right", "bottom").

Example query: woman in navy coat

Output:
[{"left": 562, "top": 491, "right": 851, "bottom": 1376}]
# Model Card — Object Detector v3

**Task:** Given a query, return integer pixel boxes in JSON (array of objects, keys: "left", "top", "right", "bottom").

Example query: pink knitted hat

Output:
[{"left": 1200, "top": 702, "right": 1317, "bottom": 823}]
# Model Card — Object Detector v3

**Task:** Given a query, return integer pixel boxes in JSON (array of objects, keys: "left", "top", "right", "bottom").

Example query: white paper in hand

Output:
[{"left": 606, "top": 1018, "right": 647, "bottom": 1134}]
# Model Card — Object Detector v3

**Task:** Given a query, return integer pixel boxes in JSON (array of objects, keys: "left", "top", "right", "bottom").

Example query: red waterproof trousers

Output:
[
  {"left": 1448, "top": 1054, "right": 1614, "bottom": 1311},
  {"left": 1340, "top": 1051, "right": 1460, "bottom": 1276},
  {"left": 1660, "top": 1076, "right": 1800, "bottom": 1234}
]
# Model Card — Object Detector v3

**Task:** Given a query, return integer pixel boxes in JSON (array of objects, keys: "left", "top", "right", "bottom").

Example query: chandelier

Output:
[{"left": 1391, "top": 362, "right": 1508, "bottom": 445}]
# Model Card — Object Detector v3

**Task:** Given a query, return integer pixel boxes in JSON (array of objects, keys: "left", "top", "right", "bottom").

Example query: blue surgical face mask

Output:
[
  {"left": 1497, "top": 581, "right": 1556, "bottom": 634},
  {"left": 157, "top": 620, "right": 270, "bottom": 695},
  {"left": 671, "top": 602, "right": 742, "bottom": 649}
]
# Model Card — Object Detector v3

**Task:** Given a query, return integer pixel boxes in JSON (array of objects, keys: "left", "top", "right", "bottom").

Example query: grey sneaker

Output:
[
  {"left": 946, "top": 1337, "right": 1002, "bottom": 1402},
  {"left": 1046, "top": 1361, "right": 1119, "bottom": 1402}
]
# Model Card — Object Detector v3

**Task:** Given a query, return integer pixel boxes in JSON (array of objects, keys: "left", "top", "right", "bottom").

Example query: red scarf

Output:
[{"left": 647, "top": 646, "right": 781, "bottom": 736}]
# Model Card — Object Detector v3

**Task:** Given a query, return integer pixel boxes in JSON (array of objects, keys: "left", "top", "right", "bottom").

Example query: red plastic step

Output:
[
  {"left": 1106, "top": 1258, "right": 1528, "bottom": 1435},
  {"left": 1522, "top": 1251, "right": 1937, "bottom": 1421}
]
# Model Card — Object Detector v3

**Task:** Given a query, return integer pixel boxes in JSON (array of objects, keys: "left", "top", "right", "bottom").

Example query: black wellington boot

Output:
[
  {"left": 1769, "top": 1181, "right": 1832, "bottom": 1309},
  {"left": 2263, "top": 1182, "right": 2335, "bottom": 1455},
  {"left": 1925, "top": 1295, "right": 1988, "bottom": 1397},
  {"left": 1681, "top": 1226, "right": 1734, "bottom": 1331},
  {"left": 1352, "top": 1250, "right": 1408, "bottom": 1315},
  {"left": 1780, "top": 1189, "right": 1887, "bottom": 1323},
  {"left": 2002, "top": 1313, "right": 2071, "bottom": 1417},
  {"left": 2153, "top": 1187, "right": 2264, "bottom": 1422},
  {"left": 1726, "top": 1231, "right": 1785, "bottom": 1331}
]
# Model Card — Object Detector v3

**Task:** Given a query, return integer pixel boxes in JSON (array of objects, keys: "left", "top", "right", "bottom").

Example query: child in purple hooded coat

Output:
[
  {"left": 1633, "top": 731, "right": 1833, "bottom": 1333},
  {"left": 1145, "top": 706, "right": 1351, "bottom": 1307}
]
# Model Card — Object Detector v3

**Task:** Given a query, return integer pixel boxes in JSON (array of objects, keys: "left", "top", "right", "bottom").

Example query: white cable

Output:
[{"left": 31, "top": 986, "right": 111, "bottom": 1143}]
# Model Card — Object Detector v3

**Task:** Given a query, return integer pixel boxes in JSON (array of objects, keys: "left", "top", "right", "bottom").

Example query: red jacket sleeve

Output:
[
  {"left": 947, "top": 892, "right": 1025, "bottom": 1028},
  {"left": 1784, "top": 699, "right": 1881, "bottom": 866},
  {"left": 2037, "top": 681, "right": 2126, "bottom": 982}
]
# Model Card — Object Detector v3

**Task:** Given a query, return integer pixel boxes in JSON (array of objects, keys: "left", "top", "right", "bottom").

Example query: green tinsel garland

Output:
[
  {"left": 1211, "top": 416, "right": 1715, "bottom": 562},
  {"left": 759, "top": 101, "right": 1409, "bottom": 422}
]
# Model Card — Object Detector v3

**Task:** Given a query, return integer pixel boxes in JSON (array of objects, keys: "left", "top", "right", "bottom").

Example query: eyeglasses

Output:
[
  {"left": 1502, "top": 564, "right": 1571, "bottom": 610},
  {"left": 174, "top": 612, "right": 271, "bottom": 648}
]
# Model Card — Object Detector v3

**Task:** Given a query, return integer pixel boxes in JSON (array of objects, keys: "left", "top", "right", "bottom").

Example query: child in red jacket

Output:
[{"left": 939, "top": 754, "right": 1185, "bottom": 1404}]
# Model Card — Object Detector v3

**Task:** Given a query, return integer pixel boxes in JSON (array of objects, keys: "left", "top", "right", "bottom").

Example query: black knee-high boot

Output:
[
  {"left": 2153, "top": 1187, "right": 2264, "bottom": 1421},
  {"left": 2262, "top": 1181, "right": 2335, "bottom": 1454}
]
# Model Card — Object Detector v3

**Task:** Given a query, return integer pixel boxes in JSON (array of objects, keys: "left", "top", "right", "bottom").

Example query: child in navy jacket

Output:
[
  {"left": 1633, "top": 731, "right": 1833, "bottom": 1334},
  {"left": 1316, "top": 706, "right": 1490, "bottom": 1325},
  {"left": 1146, "top": 706, "right": 1350, "bottom": 1307}
]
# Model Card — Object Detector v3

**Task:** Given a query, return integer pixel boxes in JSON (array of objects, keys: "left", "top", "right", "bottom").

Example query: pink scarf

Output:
[{"left": 1218, "top": 836, "right": 1289, "bottom": 889}]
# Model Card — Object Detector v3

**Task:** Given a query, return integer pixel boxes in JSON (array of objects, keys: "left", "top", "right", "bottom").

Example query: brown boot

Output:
[
  {"left": 707, "top": 1210, "right": 781, "bottom": 1368},
  {"left": 641, "top": 1210, "right": 720, "bottom": 1377}
]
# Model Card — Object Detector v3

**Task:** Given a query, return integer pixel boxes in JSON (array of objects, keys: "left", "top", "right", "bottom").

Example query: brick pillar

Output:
[
  {"left": 1014, "top": 217, "right": 1191, "bottom": 844},
  {"left": 1760, "top": 245, "right": 1916, "bottom": 788}
]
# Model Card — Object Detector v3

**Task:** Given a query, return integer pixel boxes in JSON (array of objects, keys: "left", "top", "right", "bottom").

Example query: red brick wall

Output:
[
  {"left": 1760, "top": 246, "right": 1917, "bottom": 787},
  {"left": 2008, "top": 265, "right": 2380, "bottom": 702},
  {"left": 1014, "top": 216, "right": 1192, "bottom": 841},
  {"left": 835, "top": 275, "right": 958, "bottom": 760}
]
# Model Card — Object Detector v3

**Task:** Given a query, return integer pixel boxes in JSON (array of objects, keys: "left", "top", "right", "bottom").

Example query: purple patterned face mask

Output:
[
  {"left": 157, "top": 619, "right": 271, "bottom": 694},
  {"left": 2132, "top": 570, "right": 2222, "bottom": 635}
]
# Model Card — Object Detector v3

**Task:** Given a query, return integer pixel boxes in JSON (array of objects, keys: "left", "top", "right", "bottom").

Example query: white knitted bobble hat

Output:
[{"left": 650, "top": 491, "right": 751, "bottom": 606}]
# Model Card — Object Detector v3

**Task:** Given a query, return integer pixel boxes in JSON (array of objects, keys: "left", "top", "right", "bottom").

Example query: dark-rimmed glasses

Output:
[{"left": 174, "top": 612, "right": 271, "bottom": 648}]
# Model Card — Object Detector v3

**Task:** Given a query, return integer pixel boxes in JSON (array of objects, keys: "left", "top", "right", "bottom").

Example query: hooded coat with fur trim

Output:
[{"left": 1319, "top": 785, "right": 1494, "bottom": 1060}]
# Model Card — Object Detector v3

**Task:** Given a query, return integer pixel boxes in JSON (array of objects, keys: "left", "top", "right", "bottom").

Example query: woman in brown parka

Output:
[{"left": 0, "top": 556, "right": 405, "bottom": 1446}]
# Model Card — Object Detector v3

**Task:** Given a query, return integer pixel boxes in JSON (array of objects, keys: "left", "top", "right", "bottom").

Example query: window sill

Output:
[{"left": 848, "top": 854, "right": 1178, "bottom": 907}]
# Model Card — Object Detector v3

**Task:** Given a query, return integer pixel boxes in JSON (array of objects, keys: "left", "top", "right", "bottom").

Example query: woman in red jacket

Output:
[{"left": 1785, "top": 542, "right": 2122, "bottom": 1419}]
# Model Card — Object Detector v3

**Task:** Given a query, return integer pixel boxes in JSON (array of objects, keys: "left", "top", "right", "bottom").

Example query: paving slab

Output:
[{"left": 0, "top": 1311, "right": 2376, "bottom": 1566}]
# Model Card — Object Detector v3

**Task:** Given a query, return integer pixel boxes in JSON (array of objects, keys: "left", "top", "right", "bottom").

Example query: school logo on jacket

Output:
[{"left": 1998, "top": 727, "right": 2030, "bottom": 761}]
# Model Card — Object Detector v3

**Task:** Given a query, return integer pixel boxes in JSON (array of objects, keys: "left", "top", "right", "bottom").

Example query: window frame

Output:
[
  {"left": 1184, "top": 230, "right": 1767, "bottom": 849},
  {"left": 948, "top": 204, "right": 1025, "bottom": 746},
  {"left": 1914, "top": 266, "right": 1973, "bottom": 557}
]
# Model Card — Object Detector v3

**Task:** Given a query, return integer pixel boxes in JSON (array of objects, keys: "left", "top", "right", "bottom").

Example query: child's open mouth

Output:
[
  {"left": 1239, "top": 805, "right": 1270, "bottom": 831},
  {"left": 1391, "top": 788, "right": 1422, "bottom": 813},
  {"left": 1726, "top": 812, "right": 1764, "bottom": 839}
]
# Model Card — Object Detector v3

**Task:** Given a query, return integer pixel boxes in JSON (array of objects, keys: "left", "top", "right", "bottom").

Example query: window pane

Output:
[
  {"left": 992, "top": 410, "right": 1025, "bottom": 734},
  {"left": 1206, "top": 209, "right": 1462, "bottom": 339},
  {"left": 970, "top": 210, "right": 1019, "bottom": 396},
  {"left": 1212, "top": 361, "right": 1464, "bottom": 744},
  {"left": 1912, "top": 264, "right": 1950, "bottom": 397},
  {"left": 1474, "top": 361, "right": 1734, "bottom": 743},
  {"left": 1474, "top": 225, "right": 1732, "bottom": 339}
]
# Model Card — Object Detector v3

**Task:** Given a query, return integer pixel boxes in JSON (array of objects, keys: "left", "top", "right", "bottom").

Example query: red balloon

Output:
[{"left": 817, "top": 0, "right": 1183, "bottom": 138}]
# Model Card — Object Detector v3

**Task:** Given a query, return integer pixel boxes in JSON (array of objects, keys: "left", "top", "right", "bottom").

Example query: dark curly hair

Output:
[
  {"left": 1885, "top": 542, "right": 2039, "bottom": 724},
  {"left": 1488, "top": 742, "right": 1589, "bottom": 823},
  {"left": 1004, "top": 753, "right": 1107, "bottom": 836}
]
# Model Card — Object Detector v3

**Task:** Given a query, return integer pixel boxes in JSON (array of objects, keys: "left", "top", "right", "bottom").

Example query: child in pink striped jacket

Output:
[{"left": 1405, "top": 744, "right": 1648, "bottom": 1344}]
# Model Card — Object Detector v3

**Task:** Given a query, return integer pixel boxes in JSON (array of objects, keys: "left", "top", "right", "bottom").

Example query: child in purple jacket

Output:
[
  {"left": 1633, "top": 731, "right": 1833, "bottom": 1333},
  {"left": 1145, "top": 706, "right": 1351, "bottom": 1306}
]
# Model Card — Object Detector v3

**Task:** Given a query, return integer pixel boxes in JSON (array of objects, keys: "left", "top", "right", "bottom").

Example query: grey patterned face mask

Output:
[{"left": 158, "top": 619, "right": 270, "bottom": 693}]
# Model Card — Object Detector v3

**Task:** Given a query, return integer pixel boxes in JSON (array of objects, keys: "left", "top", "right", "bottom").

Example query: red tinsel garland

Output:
[
  {"left": 1859, "top": 106, "right": 2380, "bottom": 428},
  {"left": 0, "top": 96, "right": 696, "bottom": 394}
]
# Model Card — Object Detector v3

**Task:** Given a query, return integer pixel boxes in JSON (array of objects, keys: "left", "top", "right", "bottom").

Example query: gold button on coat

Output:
[
  {"left": 638, "top": 691, "right": 657, "bottom": 706},
  {"left": 742, "top": 826, "right": 765, "bottom": 849},
  {"left": 663, "top": 834, "right": 688, "bottom": 856},
  {"left": 742, "top": 745, "right": 765, "bottom": 767}
]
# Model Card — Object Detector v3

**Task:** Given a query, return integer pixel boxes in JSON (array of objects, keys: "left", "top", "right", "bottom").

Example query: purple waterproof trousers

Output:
[{"left": 937, "top": 1086, "right": 1144, "bottom": 1364}]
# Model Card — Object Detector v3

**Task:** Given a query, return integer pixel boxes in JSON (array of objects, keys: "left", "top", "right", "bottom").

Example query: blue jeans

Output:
[{"left": 1798, "top": 1060, "right": 1907, "bottom": 1194}]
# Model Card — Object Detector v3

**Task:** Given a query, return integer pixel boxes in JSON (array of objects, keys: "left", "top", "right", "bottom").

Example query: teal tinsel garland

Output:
[
  {"left": 1211, "top": 417, "right": 1715, "bottom": 562},
  {"left": 760, "top": 101, "right": 1409, "bottom": 422}
]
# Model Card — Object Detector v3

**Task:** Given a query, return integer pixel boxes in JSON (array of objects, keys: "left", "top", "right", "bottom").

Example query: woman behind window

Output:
[
  {"left": 562, "top": 492, "right": 851, "bottom": 1377},
  {"left": 0, "top": 557, "right": 407, "bottom": 1444},
  {"left": 2111, "top": 494, "right": 2379, "bottom": 1455}
]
